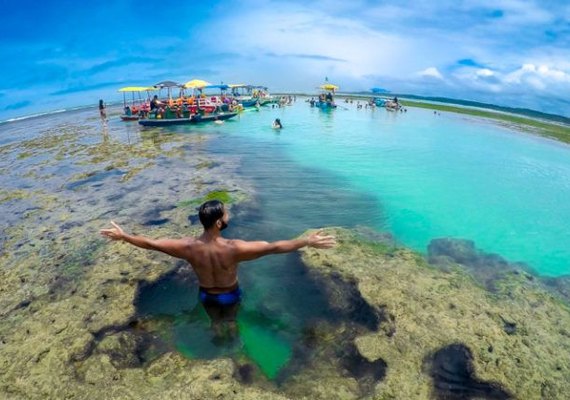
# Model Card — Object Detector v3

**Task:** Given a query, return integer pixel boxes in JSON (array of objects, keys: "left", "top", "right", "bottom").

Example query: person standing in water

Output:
[
  {"left": 272, "top": 118, "right": 283, "bottom": 129},
  {"left": 99, "top": 99, "right": 106, "bottom": 120},
  {"left": 100, "top": 200, "right": 335, "bottom": 334}
]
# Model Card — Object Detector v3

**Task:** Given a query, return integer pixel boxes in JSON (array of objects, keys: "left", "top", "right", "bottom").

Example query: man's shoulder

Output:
[
  {"left": 223, "top": 238, "right": 245, "bottom": 247},
  {"left": 183, "top": 237, "right": 202, "bottom": 247},
  {"left": 223, "top": 238, "right": 257, "bottom": 252}
]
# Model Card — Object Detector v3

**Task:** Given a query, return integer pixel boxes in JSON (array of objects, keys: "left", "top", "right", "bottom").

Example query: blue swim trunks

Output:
[{"left": 199, "top": 286, "right": 242, "bottom": 306}]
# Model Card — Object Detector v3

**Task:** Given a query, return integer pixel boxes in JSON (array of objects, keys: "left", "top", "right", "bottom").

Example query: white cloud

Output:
[
  {"left": 418, "top": 67, "right": 444, "bottom": 80},
  {"left": 440, "top": 62, "right": 570, "bottom": 100},
  {"left": 476, "top": 68, "right": 494, "bottom": 77},
  {"left": 198, "top": 4, "right": 459, "bottom": 82},
  {"left": 505, "top": 64, "right": 570, "bottom": 86},
  {"left": 193, "top": 3, "right": 570, "bottom": 115}
]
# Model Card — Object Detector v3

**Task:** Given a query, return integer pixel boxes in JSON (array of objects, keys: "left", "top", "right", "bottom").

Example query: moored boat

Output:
[
  {"left": 118, "top": 86, "right": 155, "bottom": 121},
  {"left": 314, "top": 82, "right": 339, "bottom": 109},
  {"left": 240, "top": 98, "right": 260, "bottom": 108},
  {"left": 373, "top": 97, "right": 386, "bottom": 107}
]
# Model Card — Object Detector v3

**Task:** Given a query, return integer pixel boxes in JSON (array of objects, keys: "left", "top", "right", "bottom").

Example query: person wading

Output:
[{"left": 100, "top": 200, "right": 336, "bottom": 336}]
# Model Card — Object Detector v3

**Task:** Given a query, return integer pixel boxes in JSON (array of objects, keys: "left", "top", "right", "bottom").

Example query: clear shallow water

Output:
[{"left": 222, "top": 102, "right": 570, "bottom": 277}]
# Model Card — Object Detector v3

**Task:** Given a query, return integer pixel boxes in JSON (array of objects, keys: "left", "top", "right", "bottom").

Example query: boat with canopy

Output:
[
  {"left": 118, "top": 86, "right": 156, "bottom": 121},
  {"left": 312, "top": 82, "right": 338, "bottom": 109}
]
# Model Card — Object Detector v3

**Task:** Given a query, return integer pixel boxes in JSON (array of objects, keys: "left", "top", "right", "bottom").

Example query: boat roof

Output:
[
  {"left": 204, "top": 84, "right": 229, "bottom": 90},
  {"left": 153, "top": 81, "right": 181, "bottom": 88},
  {"left": 118, "top": 86, "right": 156, "bottom": 92}
]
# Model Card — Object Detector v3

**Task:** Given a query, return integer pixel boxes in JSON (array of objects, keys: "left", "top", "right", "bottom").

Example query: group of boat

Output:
[
  {"left": 306, "top": 82, "right": 403, "bottom": 112},
  {"left": 118, "top": 79, "right": 279, "bottom": 126},
  {"left": 117, "top": 79, "right": 404, "bottom": 126}
]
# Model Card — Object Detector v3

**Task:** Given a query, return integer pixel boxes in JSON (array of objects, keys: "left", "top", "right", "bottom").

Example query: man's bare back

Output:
[{"left": 100, "top": 201, "right": 336, "bottom": 294}]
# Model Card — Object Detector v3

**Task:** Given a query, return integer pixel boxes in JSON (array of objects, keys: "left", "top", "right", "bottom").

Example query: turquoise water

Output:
[{"left": 221, "top": 103, "right": 570, "bottom": 277}]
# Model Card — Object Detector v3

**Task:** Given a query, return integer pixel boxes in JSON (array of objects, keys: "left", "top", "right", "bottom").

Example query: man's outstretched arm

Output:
[
  {"left": 100, "top": 221, "right": 190, "bottom": 259},
  {"left": 234, "top": 229, "right": 336, "bottom": 262}
]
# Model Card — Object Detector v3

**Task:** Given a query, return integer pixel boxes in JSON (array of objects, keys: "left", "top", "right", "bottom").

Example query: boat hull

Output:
[
  {"left": 316, "top": 101, "right": 337, "bottom": 109},
  {"left": 120, "top": 115, "right": 139, "bottom": 121},
  {"left": 240, "top": 98, "right": 259, "bottom": 107},
  {"left": 373, "top": 98, "right": 385, "bottom": 107},
  {"left": 138, "top": 112, "right": 238, "bottom": 127}
]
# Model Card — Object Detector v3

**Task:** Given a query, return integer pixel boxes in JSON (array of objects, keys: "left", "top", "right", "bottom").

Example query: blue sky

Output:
[{"left": 1, "top": 0, "right": 570, "bottom": 120}]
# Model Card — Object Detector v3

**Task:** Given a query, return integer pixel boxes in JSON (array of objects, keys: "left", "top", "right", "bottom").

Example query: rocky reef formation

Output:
[
  {"left": 2, "top": 223, "right": 570, "bottom": 398},
  {"left": 301, "top": 228, "right": 570, "bottom": 399}
]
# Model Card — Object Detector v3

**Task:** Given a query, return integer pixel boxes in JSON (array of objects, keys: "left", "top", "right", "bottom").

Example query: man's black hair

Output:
[{"left": 198, "top": 200, "right": 225, "bottom": 229}]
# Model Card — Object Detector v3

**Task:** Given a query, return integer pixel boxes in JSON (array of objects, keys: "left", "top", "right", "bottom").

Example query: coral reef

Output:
[{"left": 301, "top": 228, "right": 570, "bottom": 399}]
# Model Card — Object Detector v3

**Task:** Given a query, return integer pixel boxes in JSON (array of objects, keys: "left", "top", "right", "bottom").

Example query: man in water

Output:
[{"left": 100, "top": 200, "right": 335, "bottom": 335}]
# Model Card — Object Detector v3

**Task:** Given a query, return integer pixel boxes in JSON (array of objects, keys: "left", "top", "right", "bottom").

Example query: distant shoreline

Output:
[
  {"left": 279, "top": 93, "right": 570, "bottom": 145},
  {"left": 400, "top": 99, "right": 570, "bottom": 145}
]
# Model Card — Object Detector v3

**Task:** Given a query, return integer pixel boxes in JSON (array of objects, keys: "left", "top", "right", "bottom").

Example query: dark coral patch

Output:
[
  {"left": 428, "top": 238, "right": 531, "bottom": 292},
  {"left": 234, "top": 363, "right": 256, "bottom": 385},
  {"left": 314, "top": 271, "right": 384, "bottom": 331},
  {"left": 426, "top": 343, "right": 512, "bottom": 400},
  {"left": 341, "top": 343, "right": 387, "bottom": 396}
]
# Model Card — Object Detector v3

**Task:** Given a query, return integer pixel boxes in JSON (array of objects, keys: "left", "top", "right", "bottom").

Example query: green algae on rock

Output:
[
  {"left": 301, "top": 228, "right": 570, "bottom": 399},
  {"left": 177, "top": 189, "right": 240, "bottom": 208},
  {"left": 0, "top": 189, "right": 31, "bottom": 204}
]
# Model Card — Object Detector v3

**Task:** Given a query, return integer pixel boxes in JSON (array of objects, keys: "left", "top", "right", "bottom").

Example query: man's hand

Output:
[
  {"left": 307, "top": 230, "right": 336, "bottom": 249},
  {"left": 100, "top": 221, "right": 126, "bottom": 241}
]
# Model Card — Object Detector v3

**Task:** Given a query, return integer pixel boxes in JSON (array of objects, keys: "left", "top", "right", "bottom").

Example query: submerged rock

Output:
[
  {"left": 427, "top": 237, "right": 533, "bottom": 292},
  {"left": 340, "top": 342, "right": 387, "bottom": 396},
  {"left": 425, "top": 343, "right": 512, "bottom": 400},
  {"left": 541, "top": 274, "right": 570, "bottom": 304}
]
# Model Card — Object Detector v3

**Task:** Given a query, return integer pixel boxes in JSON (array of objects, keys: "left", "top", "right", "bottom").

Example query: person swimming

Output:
[{"left": 272, "top": 118, "right": 283, "bottom": 129}]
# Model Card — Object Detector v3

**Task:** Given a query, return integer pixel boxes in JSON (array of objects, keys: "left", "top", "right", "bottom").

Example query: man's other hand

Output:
[
  {"left": 100, "top": 221, "right": 126, "bottom": 241},
  {"left": 307, "top": 229, "right": 336, "bottom": 249}
]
